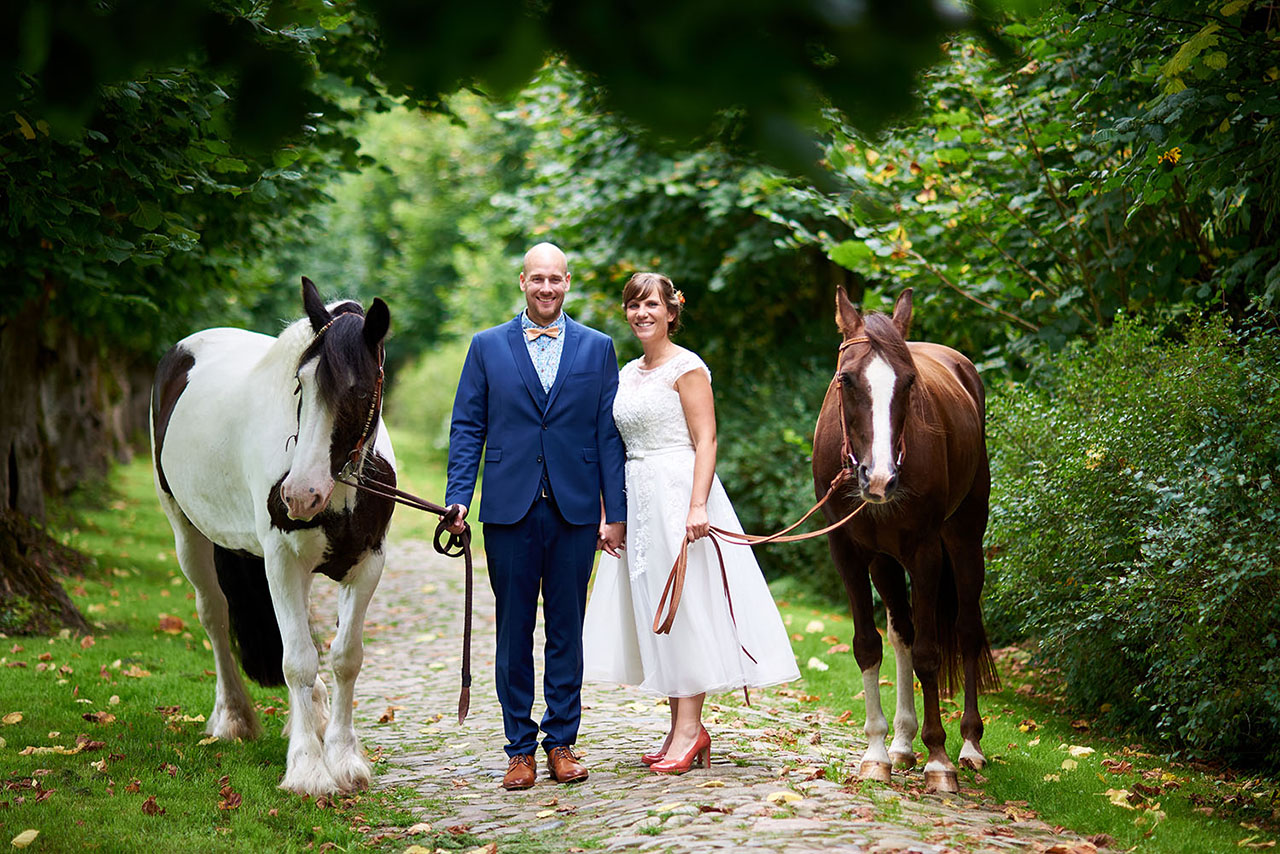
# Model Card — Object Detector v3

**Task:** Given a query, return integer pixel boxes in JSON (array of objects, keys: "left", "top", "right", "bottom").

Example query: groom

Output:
[{"left": 444, "top": 242, "right": 627, "bottom": 790}]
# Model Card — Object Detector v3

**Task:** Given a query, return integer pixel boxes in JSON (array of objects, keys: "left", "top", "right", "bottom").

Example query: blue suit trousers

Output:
[{"left": 484, "top": 495, "right": 598, "bottom": 757}]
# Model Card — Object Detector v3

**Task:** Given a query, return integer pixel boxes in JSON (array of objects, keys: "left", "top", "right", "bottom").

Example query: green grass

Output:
[
  {"left": 758, "top": 588, "right": 1280, "bottom": 853},
  {"left": 0, "top": 459, "right": 454, "bottom": 853}
]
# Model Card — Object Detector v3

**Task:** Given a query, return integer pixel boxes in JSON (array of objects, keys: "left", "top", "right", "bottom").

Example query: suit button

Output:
[
  {"left": 541, "top": 423, "right": 548, "bottom": 430},
  {"left": 536, "top": 455, "right": 543, "bottom": 463}
]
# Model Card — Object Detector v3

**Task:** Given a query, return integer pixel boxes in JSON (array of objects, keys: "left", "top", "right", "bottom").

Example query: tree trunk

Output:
[
  {"left": 1, "top": 292, "right": 154, "bottom": 634},
  {"left": 0, "top": 510, "right": 93, "bottom": 635}
]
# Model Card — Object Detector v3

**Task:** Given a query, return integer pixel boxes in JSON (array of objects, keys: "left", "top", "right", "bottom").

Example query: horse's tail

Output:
[
  {"left": 213, "top": 546, "right": 285, "bottom": 687},
  {"left": 935, "top": 550, "right": 1001, "bottom": 698}
]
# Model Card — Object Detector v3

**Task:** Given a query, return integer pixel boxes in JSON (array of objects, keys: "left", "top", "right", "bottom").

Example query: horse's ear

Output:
[
  {"left": 835, "top": 286, "right": 864, "bottom": 338},
  {"left": 891, "top": 288, "right": 913, "bottom": 338},
  {"left": 363, "top": 297, "right": 390, "bottom": 351},
  {"left": 301, "top": 277, "right": 330, "bottom": 333}
]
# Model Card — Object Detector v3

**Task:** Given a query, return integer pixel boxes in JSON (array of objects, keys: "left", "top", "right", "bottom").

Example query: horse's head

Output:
[
  {"left": 280, "top": 277, "right": 390, "bottom": 521},
  {"left": 834, "top": 287, "right": 916, "bottom": 504}
]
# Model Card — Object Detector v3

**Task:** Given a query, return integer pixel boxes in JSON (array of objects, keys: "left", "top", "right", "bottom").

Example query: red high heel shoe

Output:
[
  {"left": 650, "top": 728, "right": 711, "bottom": 774},
  {"left": 640, "top": 750, "right": 666, "bottom": 766}
]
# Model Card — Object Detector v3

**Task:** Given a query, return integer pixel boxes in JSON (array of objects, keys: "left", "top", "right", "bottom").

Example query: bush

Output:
[
  {"left": 716, "top": 365, "right": 847, "bottom": 602},
  {"left": 985, "top": 317, "right": 1280, "bottom": 770}
]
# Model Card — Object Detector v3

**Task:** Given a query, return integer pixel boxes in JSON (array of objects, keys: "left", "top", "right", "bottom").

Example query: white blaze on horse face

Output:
[
  {"left": 864, "top": 354, "right": 898, "bottom": 496},
  {"left": 281, "top": 360, "right": 336, "bottom": 520}
]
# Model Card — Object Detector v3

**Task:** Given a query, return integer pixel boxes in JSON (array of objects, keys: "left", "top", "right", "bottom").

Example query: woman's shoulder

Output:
[{"left": 669, "top": 346, "right": 711, "bottom": 383}]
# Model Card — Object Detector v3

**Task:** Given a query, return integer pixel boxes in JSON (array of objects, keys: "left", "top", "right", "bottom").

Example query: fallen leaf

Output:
[
  {"left": 141, "top": 795, "right": 165, "bottom": 815},
  {"left": 1061, "top": 759, "right": 1079, "bottom": 771},
  {"left": 10, "top": 829, "right": 39, "bottom": 848},
  {"left": 197, "top": 736, "right": 219, "bottom": 746},
  {"left": 535, "top": 809, "right": 556, "bottom": 818},
  {"left": 1104, "top": 788, "right": 1137, "bottom": 809},
  {"left": 765, "top": 791, "right": 802, "bottom": 804},
  {"left": 696, "top": 779, "right": 726, "bottom": 788},
  {"left": 122, "top": 665, "right": 151, "bottom": 678},
  {"left": 156, "top": 615, "right": 185, "bottom": 634},
  {"left": 1066, "top": 745, "right": 1095, "bottom": 758},
  {"left": 406, "top": 822, "right": 432, "bottom": 834},
  {"left": 2, "top": 712, "right": 23, "bottom": 725},
  {"left": 402, "top": 847, "right": 433, "bottom": 854},
  {"left": 804, "top": 620, "right": 825, "bottom": 633},
  {"left": 83, "top": 711, "right": 117, "bottom": 725},
  {"left": 805, "top": 657, "right": 829, "bottom": 672},
  {"left": 463, "top": 845, "right": 497, "bottom": 854},
  {"left": 80, "top": 636, "right": 95, "bottom": 649},
  {"left": 826, "top": 643, "right": 851, "bottom": 654}
]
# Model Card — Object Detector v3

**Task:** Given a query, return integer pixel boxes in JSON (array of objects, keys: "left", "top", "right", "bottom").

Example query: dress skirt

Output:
[{"left": 583, "top": 446, "right": 801, "bottom": 697}]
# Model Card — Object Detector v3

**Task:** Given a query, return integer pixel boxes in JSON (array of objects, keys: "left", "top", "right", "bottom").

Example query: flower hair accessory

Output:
[{"left": 675, "top": 289, "right": 686, "bottom": 305}]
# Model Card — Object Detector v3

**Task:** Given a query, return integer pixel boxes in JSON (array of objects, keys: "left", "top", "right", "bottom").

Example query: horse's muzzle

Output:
[
  {"left": 281, "top": 481, "right": 333, "bottom": 520},
  {"left": 858, "top": 463, "right": 899, "bottom": 504}
]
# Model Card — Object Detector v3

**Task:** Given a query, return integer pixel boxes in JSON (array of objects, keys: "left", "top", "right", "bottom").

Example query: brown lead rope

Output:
[{"left": 335, "top": 472, "right": 473, "bottom": 724}]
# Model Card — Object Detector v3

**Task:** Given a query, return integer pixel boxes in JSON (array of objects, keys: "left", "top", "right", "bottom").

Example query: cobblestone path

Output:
[{"left": 335, "top": 540, "right": 1101, "bottom": 854}]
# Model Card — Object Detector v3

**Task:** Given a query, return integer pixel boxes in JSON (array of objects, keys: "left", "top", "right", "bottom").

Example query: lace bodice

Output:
[{"left": 613, "top": 347, "right": 711, "bottom": 455}]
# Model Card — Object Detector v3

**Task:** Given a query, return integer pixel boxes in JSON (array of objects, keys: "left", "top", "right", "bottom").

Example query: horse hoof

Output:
[
  {"left": 890, "top": 751, "right": 917, "bottom": 771},
  {"left": 959, "top": 755, "right": 985, "bottom": 771},
  {"left": 924, "top": 769, "right": 959, "bottom": 793},
  {"left": 858, "top": 760, "right": 893, "bottom": 783}
]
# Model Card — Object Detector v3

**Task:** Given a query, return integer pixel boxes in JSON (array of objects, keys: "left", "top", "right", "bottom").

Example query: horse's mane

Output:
[{"left": 296, "top": 302, "right": 374, "bottom": 406}]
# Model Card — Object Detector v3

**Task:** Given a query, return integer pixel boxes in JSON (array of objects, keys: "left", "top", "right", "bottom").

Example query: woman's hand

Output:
[{"left": 686, "top": 503, "right": 710, "bottom": 541}]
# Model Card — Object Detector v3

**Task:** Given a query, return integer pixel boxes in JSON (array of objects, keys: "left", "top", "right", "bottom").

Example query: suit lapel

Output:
[
  {"left": 544, "top": 315, "right": 581, "bottom": 414},
  {"left": 505, "top": 316, "right": 548, "bottom": 409}
]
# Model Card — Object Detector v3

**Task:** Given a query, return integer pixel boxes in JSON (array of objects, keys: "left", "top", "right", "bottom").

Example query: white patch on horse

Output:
[
  {"left": 864, "top": 354, "right": 897, "bottom": 487},
  {"left": 281, "top": 358, "right": 337, "bottom": 520}
]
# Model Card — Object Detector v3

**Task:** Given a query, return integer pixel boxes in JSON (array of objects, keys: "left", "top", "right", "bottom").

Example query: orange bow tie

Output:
[{"left": 525, "top": 326, "right": 561, "bottom": 340}]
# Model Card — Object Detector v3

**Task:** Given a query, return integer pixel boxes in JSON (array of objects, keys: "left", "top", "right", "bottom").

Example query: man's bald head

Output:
[
  {"left": 522, "top": 242, "right": 568, "bottom": 275},
  {"left": 520, "top": 242, "right": 571, "bottom": 326}
]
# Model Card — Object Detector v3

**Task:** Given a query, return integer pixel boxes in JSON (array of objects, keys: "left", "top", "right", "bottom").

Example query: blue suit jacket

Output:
[{"left": 445, "top": 314, "right": 627, "bottom": 527}]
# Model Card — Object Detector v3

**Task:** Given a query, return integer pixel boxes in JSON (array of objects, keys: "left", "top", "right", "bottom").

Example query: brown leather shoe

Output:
[
  {"left": 546, "top": 745, "right": 589, "bottom": 783},
  {"left": 502, "top": 754, "right": 536, "bottom": 790}
]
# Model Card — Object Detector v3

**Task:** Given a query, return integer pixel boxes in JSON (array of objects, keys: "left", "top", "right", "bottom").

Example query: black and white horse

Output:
[{"left": 150, "top": 278, "right": 395, "bottom": 796}]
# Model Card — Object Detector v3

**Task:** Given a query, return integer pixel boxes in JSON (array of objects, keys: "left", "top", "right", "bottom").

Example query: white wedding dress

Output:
[{"left": 583, "top": 347, "right": 801, "bottom": 697}]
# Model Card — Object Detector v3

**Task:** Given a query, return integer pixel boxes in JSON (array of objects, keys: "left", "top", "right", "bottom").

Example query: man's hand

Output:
[
  {"left": 598, "top": 521, "right": 626, "bottom": 558},
  {"left": 444, "top": 503, "right": 468, "bottom": 535}
]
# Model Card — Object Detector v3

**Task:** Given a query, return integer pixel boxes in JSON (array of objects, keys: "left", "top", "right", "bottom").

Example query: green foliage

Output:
[
  {"left": 1, "top": 4, "right": 377, "bottom": 354},
  {"left": 5, "top": 0, "right": 994, "bottom": 182},
  {"left": 985, "top": 317, "right": 1280, "bottom": 769},
  {"left": 246, "top": 94, "right": 530, "bottom": 363},
  {"left": 759, "top": 1, "right": 1280, "bottom": 363}
]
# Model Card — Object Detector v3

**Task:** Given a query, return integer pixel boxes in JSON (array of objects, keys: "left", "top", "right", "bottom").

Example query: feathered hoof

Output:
[
  {"left": 325, "top": 738, "right": 372, "bottom": 793},
  {"left": 858, "top": 760, "right": 893, "bottom": 783},
  {"left": 280, "top": 761, "right": 340, "bottom": 798},
  {"left": 208, "top": 704, "right": 261, "bottom": 742},
  {"left": 890, "top": 751, "right": 918, "bottom": 771},
  {"left": 924, "top": 769, "right": 959, "bottom": 793}
]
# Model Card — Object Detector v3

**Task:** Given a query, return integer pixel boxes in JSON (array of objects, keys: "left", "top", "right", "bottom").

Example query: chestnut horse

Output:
[{"left": 813, "top": 287, "right": 998, "bottom": 793}]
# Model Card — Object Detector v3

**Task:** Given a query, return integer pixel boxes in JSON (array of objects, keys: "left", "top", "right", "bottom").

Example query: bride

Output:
[{"left": 583, "top": 272, "right": 800, "bottom": 773}]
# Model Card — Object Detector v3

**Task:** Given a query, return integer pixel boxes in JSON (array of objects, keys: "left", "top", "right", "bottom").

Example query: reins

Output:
[
  {"left": 335, "top": 471, "right": 474, "bottom": 725},
  {"left": 651, "top": 335, "right": 878, "bottom": 688}
]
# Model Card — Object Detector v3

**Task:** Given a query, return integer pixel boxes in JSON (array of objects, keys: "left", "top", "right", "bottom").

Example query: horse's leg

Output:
[
  {"left": 906, "top": 538, "right": 958, "bottom": 793},
  {"left": 870, "top": 556, "right": 918, "bottom": 770},
  {"left": 163, "top": 506, "right": 261, "bottom": 740},
  {"left": 322, "top": 552, "right": 383, "bottom": 792},
  {"left": 829, "top": 533, "right": 890, "bottom": 783},
  {"left": 264, "top": 543, "right": 337, "bottom": 796},
  {"left": 303, "top": 571, "right": 331, "bottom": 738},
  {"left": 943, "top": 495, "right": 994, "bottom": 772}
]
